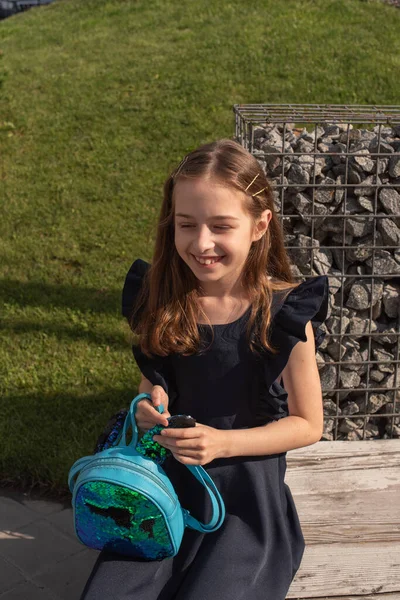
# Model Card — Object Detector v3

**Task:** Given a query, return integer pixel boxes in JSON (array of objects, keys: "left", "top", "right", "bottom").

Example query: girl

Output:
[{"left": 81, "top": 138, "right": 329, "bottom": 600}]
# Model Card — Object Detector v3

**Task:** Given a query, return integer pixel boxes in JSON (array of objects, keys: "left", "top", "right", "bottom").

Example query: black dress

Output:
[{"left": 80, "top": 259, "right": 329, "bottom": 600}]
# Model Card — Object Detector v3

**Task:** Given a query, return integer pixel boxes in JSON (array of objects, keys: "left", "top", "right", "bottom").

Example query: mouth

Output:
[{"left": 191, "top": 254, "right": 225, "bottom": 267}]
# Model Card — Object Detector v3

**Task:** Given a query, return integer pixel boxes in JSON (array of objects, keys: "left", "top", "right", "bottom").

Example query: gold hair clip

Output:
[
  {"left": 173, "top": 155, "right": 188, "bottom": 178},
  {"left": 245, "top": 174, "right": 259, "bottom": 191},
  {"left": 252, "top": 187, "right": 267, "bottom": 197}
]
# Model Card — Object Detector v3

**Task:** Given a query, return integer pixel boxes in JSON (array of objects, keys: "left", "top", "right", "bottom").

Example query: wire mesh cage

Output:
[{"left": 233, "top": 104, "right": 400, "bottom": 441}]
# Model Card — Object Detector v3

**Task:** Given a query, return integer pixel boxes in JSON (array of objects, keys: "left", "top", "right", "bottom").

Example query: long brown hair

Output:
[{"left": 130, "top": 138, "right": 299, "bottom": 358}]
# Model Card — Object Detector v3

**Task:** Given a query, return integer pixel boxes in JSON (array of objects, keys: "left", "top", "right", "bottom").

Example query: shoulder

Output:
[
  {"left": 121, "top": 258, "right": 151, "bottom": 322},
  {"left": 270, "top": 275, "right": 330, "bottom": 350}
]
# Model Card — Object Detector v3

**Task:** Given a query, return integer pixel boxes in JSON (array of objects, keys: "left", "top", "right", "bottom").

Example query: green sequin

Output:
[
  {"left": 136, "top": 424, "right": 171, "bottom": 465},
  {"left": 75, "top": 481, "right": 175, "bottom": 559}
]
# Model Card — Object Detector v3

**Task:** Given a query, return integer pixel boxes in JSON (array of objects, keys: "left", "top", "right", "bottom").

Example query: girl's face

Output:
[{"left": 173, "top": 177, "right": 271, "bottom": 296}]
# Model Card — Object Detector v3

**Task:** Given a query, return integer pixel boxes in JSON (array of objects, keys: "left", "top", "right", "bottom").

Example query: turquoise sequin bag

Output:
[{"left": 68, "top": 393, "right": 226, "bottom": 560}]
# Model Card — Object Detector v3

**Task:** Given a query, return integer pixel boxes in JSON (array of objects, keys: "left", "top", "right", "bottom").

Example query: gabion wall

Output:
[{"left": 234, "top": 105, "right": 400, "bottom": 441}]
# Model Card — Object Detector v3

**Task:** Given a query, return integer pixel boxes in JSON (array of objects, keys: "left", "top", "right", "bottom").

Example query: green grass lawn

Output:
[{"left": 1, "top": 0, "right": 399, "bottom": 498}]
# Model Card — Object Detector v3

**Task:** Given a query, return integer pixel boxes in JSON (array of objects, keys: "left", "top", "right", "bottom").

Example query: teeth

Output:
[{"left": 195, "top": 256, "right": 220, "bottom": 265}]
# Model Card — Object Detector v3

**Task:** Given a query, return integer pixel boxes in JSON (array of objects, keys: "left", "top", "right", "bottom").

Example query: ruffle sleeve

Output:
[
  {"left": 121, "top": 258, "right": 178, "bottom": 404},
  {"left": 122, "top": 258, "right": 150, "bottom": 328},
  {"left": 254, "top": 275, "right": 329, "bottom": 426}
]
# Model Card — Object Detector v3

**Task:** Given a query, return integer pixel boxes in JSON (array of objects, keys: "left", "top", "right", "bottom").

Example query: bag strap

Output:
[{"left": 183, "top": 465, "right": 226, "bottom": 533}]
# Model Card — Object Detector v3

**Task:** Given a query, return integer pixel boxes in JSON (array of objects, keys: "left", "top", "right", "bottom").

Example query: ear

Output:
[{"left": 252, "top": 210, "right": 272, "bottom": 242}]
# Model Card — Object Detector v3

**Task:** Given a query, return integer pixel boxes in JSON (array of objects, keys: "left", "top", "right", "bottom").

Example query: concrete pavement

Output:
[{"left": 0, "top": 488, "right": 99, "bottom": 599}]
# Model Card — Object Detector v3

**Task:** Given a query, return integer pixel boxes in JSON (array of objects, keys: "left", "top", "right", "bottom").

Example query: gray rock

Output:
[
  {"left": 346, "top": 215, "right": 374, "bottom": 237},
  {"left": 327, "top": 269, "right": 342, "bottom": 294},
  {"left": 339, "top": 129, "right": 362, "bottom": 144},
  {"left": 313, "top": 248, "right": 333, "bottom": 275},
  {"left": 339, "top": 417, "right": 365, "bottom": 433},
  {"left": 383, "top": 283, "right": 400, "bottom": 318},
  {"left": 326, "top": 340, "right": 347, "bottom": 361},
  {"left": 291, "top": 193, "right": 331, "bottom": 228},
  {"left": 357, "top": 196, "right": 374, "bottom": 212},
  {"left": 295, "top": 138, "right": 314, "bottom": 154},
  {"left": 355, "top": 175, "right": 380, "bottom": 197},
  {"left": 375, "top": 325, "right": 398, "bottom": 345},
  {"left": 379, "top": 187, "right": 400, "bottom": 214},
  {"left": 389, "top": 155, "right": 400, "bottom": 178},
  {"left": 366, "top": 250, "right": 400, "bottom": 277},
  {"left": 342, "top": 401, "right": 360, "bottom": 415},
  {"left": 300, "top": 126, "right": 325, "bottom": 144},
  {"left": 369, "top": 138, "right": 394, "bottom": 154},
  {"left": 346, "top": 279, "right": 383, "bottom": 310},
  {"left": 377, "top": 215, "right": 400, "bottom": 246},
  {"left": 287, "top": 234, "right": 319, "bottom": 268},
  {"left": 323, "top": 125, "right": 341, "bottom": 138},
  {"left": 320, "top": 364, "right": 338, "bottom": 392},
  {"left": 326, "top": 314, "right": 350, "bottom": 335},
  {"left": 370, "top": 370, "right": 385, "bottom": 382},
  {"left": 331, "top": 231, "right": 354, "bottom": 246},
  {"left": 345, "top": 237, "right": 373, "bottom": 262},
  {"left": 340, "top": 370, "right": 361, "bottom": 389},
  {"left": 342, "top": 196, "right": 367, "bottom": 215},
  {"left": 351, "top": 148, "right": 374, "bottom": 173},
  {"left": 347, "top": 317, "right": 378, "bottom": 335},
  {"left": 330, "top": 142, "right": 348, "bottom": 165},
  {"left": 332, "top": 164, "right": 362, "bottom": 184},
  {"left": 372, "top": 347, "right": 395, "bottom": 373},
  {"left": 287, "top": 163, "right": 310, "bottom": 192},
  {"left": 342, "top": 346, "right": 363, "bottom": 371},
  {"left": 323, "top": 398, "right": 341, "bottom": 415}
]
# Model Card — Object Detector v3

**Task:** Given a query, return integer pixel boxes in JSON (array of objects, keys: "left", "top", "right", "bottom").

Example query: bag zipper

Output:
[{"left": 76, "top": 457, "right": 177, "bottom": 505}]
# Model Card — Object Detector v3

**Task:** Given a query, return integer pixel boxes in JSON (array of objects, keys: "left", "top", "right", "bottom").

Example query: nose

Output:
[{"left": 192, "top": 225, "right": 216, "bottom": 254}]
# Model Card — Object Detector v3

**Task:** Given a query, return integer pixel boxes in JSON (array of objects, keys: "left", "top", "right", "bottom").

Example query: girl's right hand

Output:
[{"left": 135, "top": 385, "right": 171, "bottom": 431}]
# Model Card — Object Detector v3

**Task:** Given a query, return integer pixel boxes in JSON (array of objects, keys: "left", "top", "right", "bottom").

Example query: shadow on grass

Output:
[
  {"left": 0, "top": 318, "right": 131, "bottom": 348},
  {"left": 0, "top": 279, "right": 122, "bottom": 314},
  {"left": 0, "top": 387, "right": 139, "bottom": 503}
]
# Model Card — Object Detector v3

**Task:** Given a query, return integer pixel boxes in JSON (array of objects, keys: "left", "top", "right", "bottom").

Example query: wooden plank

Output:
[
  {"left": 286, "top": 466, "right": 398, "bottom": 495},
  {"left": 295, "top": 488, "right": 400, "bottom": 544},
  {"left": 286, "top": 440, "right": 400, "bottom": 469},
  {"left": 285, "top": 440, "right": 400, "bottom": 495},
  {"left": 287, "top": 542, "right": 400, "bottom": 598},
  {"left": 298, "top": 594, "right": 400, "bottom": 600}
]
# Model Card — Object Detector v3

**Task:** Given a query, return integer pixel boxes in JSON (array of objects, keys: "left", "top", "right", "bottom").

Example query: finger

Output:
[
  {"left": 171, "top": 448, "right": 200, "bottom": 458},
  {"left": 172, "top": 453, "right": 202, "bottom": 465},
  {"left": 151, "top": 385, "right": 168, "bottom": 409},
  {"left": 139, "top": 403, "right": 169, "bottom": 427},
  {"left": 153, "top": 435, "right": 201, "bottom": 450},
  {"left": 158, "top": 427, "right": 202, "bottom": 439}
]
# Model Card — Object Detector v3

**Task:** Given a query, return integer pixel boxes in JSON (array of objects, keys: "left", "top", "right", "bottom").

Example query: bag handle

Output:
[
  {"left": 123, "top": 394, "right": 225, "bottom": 532},
  {"left": 69, "top": 394, "right": 158, "bottom": 492},
  {"left": 120, "top": 392, "right": 159, "bottom": 448}
]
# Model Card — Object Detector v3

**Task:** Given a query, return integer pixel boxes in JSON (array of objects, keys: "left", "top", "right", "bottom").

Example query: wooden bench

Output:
[{"left": 285, "top": 440, "right": 400, "bottom": 599}]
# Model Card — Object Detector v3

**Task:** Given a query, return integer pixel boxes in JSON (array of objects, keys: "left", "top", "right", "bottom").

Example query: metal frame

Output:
[{"left": 234, "top": 104, "right": 400, "bottom": 440}]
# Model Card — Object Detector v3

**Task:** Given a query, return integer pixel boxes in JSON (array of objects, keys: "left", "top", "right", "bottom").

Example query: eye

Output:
[{"left": 179, "top": 224, "right": 231, "bottom": 230}]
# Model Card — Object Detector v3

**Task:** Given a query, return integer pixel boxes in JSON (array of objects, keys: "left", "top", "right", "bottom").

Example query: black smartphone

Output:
[{"left": 167, "top": 415, "right": 196, "bottom": 428}]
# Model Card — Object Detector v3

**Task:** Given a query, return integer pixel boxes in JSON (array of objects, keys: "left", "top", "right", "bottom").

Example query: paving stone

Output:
[
  {"left": 0, "top": 520, "right": 84, "bottom": 579},
  {"left": 33, "top": 549, "right": 100, "bottom": 600},
  {"left": 0, "top": 581, "right": 58, "bottom": 599},
  {"left": 46, "top": 509, "right": 76, "bottom": 541},
  {"left": 0, "top": 497, "right": 39, "bottom": 530},
  {"left": 0, "top": 556, "right": 25, "bottom": 595},
  {"left": 21, "top": 498, "right": 66, "bottom": 517}
]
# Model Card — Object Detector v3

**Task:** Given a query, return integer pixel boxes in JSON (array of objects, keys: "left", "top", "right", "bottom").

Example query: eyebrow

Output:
[{"left": 175, "top": 213, "right": 240, "bottom": 221}]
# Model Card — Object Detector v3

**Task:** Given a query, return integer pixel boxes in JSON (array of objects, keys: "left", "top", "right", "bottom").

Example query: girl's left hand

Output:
[{"left": 153, "top": 423, "right": 227, "bottom": 466}]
